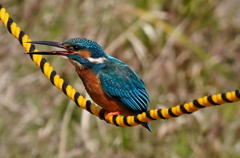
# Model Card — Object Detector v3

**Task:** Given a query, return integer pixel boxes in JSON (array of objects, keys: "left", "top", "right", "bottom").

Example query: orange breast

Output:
[{"left": 76, "top": 68, "right": 134, "bottom": 116}]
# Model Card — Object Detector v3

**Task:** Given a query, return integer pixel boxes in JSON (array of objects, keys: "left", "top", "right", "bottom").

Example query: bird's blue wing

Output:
[{"left": 98, "top": 56, "right": 150, "bottom": 114}]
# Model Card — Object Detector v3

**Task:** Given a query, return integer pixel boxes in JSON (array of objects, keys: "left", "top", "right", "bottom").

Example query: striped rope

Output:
[{"left": 1, "top": 4, "right": 240, "bottom": 129}]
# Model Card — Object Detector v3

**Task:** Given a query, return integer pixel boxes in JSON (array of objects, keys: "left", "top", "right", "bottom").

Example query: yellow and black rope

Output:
[{"left": 1, "top": 4, "right": 240, "bottom": 128}]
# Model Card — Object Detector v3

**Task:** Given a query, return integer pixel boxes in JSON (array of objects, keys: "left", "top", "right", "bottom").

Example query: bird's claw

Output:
[
  {"left": 98, "top": 109, "right": 120, "bottom": 123},
  {"left": 105, "top": 111, "right": 120, "bottom": 121}
]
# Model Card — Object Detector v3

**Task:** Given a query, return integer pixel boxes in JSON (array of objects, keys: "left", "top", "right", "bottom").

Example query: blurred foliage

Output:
[{"left": 0, "top": 0, "right": 240, "bottom": 158}]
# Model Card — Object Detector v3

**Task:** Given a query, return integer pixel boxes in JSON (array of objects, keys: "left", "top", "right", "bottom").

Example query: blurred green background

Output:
[{"left": 1, "top": 0, "right": 240, "bottom": 158}]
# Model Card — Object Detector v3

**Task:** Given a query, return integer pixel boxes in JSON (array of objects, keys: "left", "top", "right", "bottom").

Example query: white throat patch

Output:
[
  {"left": 60, "top": 55, "right": 68, "bottom": 59},
  {"left": 70, "top": 59, "right": 84, "bottom": 69}
]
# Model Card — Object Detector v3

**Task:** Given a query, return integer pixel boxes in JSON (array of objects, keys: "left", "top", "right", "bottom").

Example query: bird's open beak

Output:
[{"left": 25, "top": 41, "right": 74, "bottom": 56}]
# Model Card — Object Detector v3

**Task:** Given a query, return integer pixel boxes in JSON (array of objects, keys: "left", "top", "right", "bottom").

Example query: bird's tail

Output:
[{"left": 141, "top": 122, "right": 152, "bottom": 132}]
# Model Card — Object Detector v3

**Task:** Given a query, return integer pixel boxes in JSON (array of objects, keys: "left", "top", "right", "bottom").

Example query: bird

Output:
[{"left": 27, "top": 38, "right": 152, "bottom": 131}]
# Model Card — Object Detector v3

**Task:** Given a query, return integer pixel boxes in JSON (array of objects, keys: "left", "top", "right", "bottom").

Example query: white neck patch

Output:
[{"left": 87, "top": 57, "right": 107, "bottom": 64}]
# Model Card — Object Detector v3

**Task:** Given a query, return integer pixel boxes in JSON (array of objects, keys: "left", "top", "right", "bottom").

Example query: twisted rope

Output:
[{"left": 1, "top": 4, "right": 240, "bottom": 128}]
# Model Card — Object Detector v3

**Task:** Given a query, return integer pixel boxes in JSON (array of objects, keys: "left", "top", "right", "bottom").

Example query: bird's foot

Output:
[
  {"left": 98, "top": 109, "right": 120, "bottom": 123},
  {"left": 105, "top": 111, "right": 120, "bottom": 122}
]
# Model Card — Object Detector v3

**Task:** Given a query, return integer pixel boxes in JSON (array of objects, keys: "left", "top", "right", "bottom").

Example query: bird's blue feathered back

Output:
[{"left": 99, "top": 56, "right": 150, "bottom": 114}]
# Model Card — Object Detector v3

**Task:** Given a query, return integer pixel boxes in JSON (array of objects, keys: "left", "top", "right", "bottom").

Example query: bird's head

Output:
[{"left": 27, "top": 38, "right": 108, "bottom": 72}]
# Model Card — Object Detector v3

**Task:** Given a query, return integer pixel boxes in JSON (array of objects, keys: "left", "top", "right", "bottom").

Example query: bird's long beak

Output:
[{"left": 25, "top": 41, "right": 73, "bottom": 56}]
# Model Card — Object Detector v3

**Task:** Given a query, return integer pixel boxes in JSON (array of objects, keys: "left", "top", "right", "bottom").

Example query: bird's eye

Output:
[{"left": 72, "top": 45, "right": 81, "bottom": 51}]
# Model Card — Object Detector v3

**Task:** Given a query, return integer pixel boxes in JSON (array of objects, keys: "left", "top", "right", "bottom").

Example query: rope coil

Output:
[{"left": 1, "top": 4, "right": 240, "bottom": 129}]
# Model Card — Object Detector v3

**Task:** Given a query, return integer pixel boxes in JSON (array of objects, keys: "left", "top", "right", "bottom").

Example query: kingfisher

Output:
[{"left": 27, "top": 38, "right": 152, "bottom": 131}]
